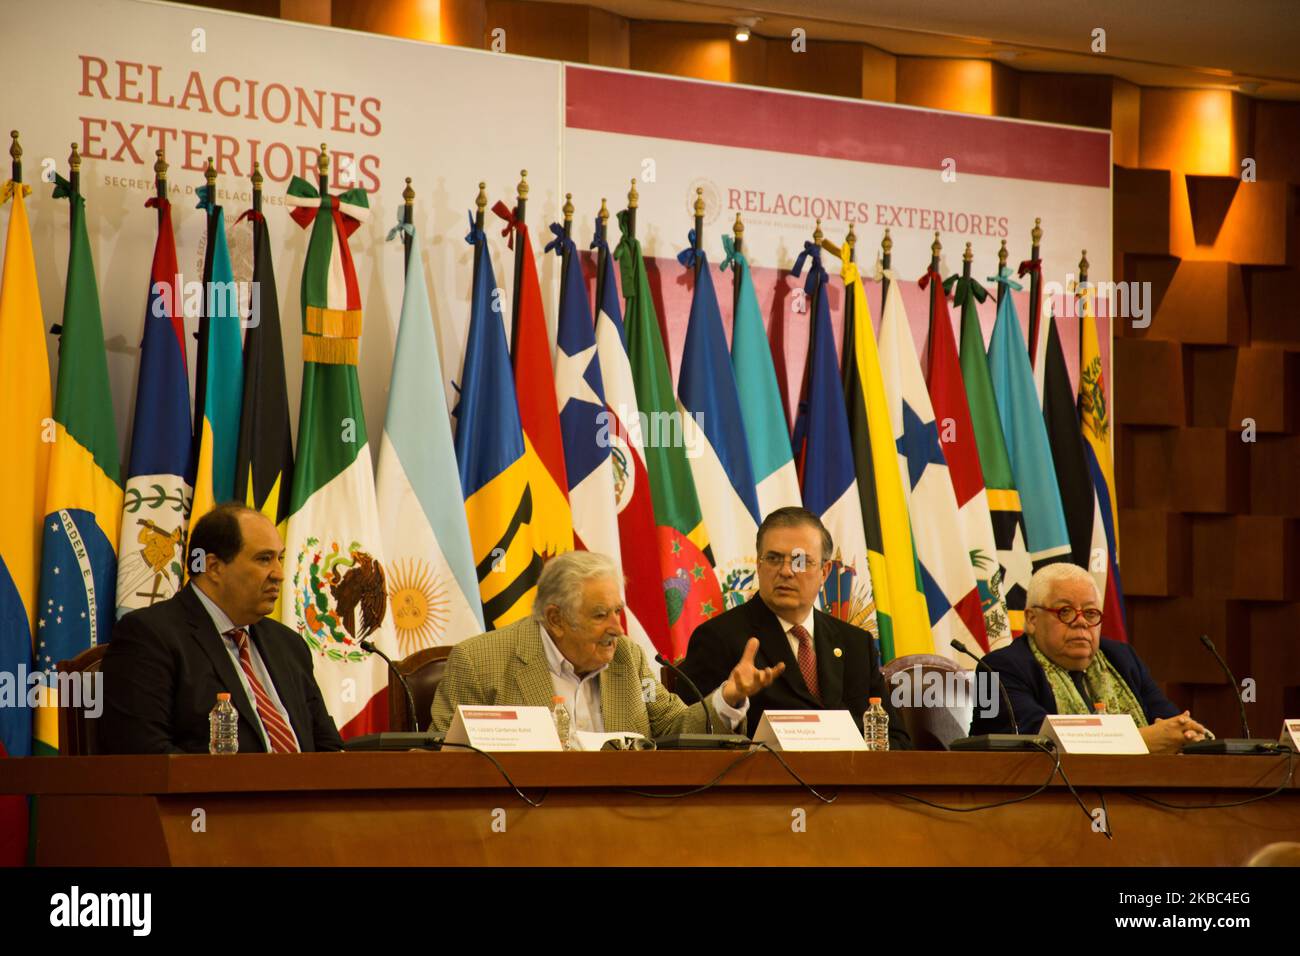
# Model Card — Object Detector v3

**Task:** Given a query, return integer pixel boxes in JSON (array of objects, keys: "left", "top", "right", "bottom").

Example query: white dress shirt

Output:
[
  {"left": 539, "top": 628, "right": 747, "bottom": 733},
  {"left": 779, "top": 606, "right": 819, "bottom": 662},
  {"left": 193, "top": 586, "right": 300, "bottom": 752}
]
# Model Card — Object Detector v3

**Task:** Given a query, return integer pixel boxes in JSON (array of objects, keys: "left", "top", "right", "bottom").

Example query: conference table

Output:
[{"left": 5, "top": 750, "right": 1297, "bottom": 866}]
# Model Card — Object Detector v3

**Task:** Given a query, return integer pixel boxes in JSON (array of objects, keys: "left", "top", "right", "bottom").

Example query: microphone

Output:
[
  {"left": 1183, "top": 635, "right": 1279, "bottom": 755},
  {"left": 1198, "top": 634, "right": 1248, "bottom": 738},
  {"left": 359, "top": 638, "right": 419, "bottom": 733},
  {"left": 950, "top": 639, "right": 1019, "bottom": 734},
  {"left": 947, "top": 639, "right": 1050, "bottom": 752},
  {"left": 652, "top": 653, "right": 750, "bottom": 750}
]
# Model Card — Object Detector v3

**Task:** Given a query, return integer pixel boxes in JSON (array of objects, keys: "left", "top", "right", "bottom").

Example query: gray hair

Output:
[
  {"left": 1026, "top": 563, "right": 1101, "bottom": 609},
  {"left": 532, "top": 551, "right": 623, "bottom": 624}
]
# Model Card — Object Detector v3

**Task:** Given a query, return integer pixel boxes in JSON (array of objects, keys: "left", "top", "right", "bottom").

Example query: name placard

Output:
[
  {"left": 1040, "top": 714, "right": 1148, "bottom": 754},
  {"left": 1280, "top": 720, "right": 1300, "bottom": 751},
  {"left": 753, "top": 710, "right": 868, "bottom": 751},
  {"left": 444, "top": 705, "right": 562, "bottom": 752}
]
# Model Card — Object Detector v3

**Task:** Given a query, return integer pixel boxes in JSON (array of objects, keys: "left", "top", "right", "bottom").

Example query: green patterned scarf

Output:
[{"left": 1028, "top": 637, "right": 1148, "bottom": 727}]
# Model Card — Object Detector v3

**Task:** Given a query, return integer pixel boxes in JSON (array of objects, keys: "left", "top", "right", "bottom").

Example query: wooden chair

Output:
[
  {"left": 388, "top": 645, "right": 454, "bottom": 732},
  {"left": 55, "top": 644, "right": 110, "bottom": 756},
  {"left": 881, "top": 653, "right": 970, "bottom": 751}
]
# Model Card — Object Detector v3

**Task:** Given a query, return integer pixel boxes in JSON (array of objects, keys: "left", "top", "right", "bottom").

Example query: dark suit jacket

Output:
[
  {"left": 101, "top": 584, "right": 343, "bottom": 754},
  {"left": 678, "top": 594, "right": 911, "bottom": 749},
  {"left": 968, "top": 635, "right": 1180, "bottom": 736}
]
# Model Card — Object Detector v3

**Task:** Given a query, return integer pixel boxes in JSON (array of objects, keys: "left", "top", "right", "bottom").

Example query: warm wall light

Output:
[
  {"left": 735, "top": 25, "right": 750, "bottom": 41},
  {"left": 733, "top": 17, "right": 760, "bottom": 42}
]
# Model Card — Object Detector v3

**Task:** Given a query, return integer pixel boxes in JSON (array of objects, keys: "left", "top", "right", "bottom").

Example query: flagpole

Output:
[
  {"left": 594, "top": 197, "right": 609, "bottom": 311},
  {"left": 9, "top": 130, "right": 21, "bottom": 185},
  {"left": 926, "top": 232, "right": 941, "bottom": 368},
  {"left": 626, "top": 177, "right": 638, "bottom": 240},
  {"left": 731, "top": 212, "right": 744, "bottom": 315},
  {"left": 692, "top": 187, "right": 704, "bottom": 280},
  {"left": 1025, "top": 218, "right": 1043, "bottom": 358},
  {"left": 401, "top": 177, "right": 414, "bottom": 276},
  {"left": 798, "top": 219, "right": 824, "bottom": 406},
  {"left": 510, "top": 169, "right": 528, "bottom": 348},
  {"left": 471, "top": 181, "right": 487, "bottom": 294},
  {"left": 1078, "top": 248, "right": 1090, "bottom": 359},
  {"left": 250, "top": 161, "right": 262, "bottom": 256},
  {"left": 68, "top": 142, "right": 80, "bottom": 226},
  {"left": 962, "top": 241, "right": 972, "bottom": 282},
  {"left": 560, "top": 191, "right": 574, "bottom": 296},
  {"left": 879, "top": 227, "right": 892, "bottom": 314}
]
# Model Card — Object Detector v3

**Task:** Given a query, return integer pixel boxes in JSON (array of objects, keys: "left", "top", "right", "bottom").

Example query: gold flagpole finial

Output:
[
  {"left": 963, "top": 241, "right": 973, "bottom": 263},
  {"left": 628, "top": 178, "right": 638, "bottom": 209},
  {"left": 563, "top": 192, "right": 574, "bottom": 223},
  {"left": 997, "top": 238, "right": 1008, "bottom": 269},
  {"left": 1079, "top": 249, "right": 1089, "bottom": 277},
  {"left": 881, "top": 227, "right": 892, "bottom": 255},
  {"left": 205, "top": 156, "right": 217, "bottom": 191},
  {"left": 1031, "top": 217, "right": 1042, "bottom": 247},
  {"left": 10, "top": 131, "right": 21, "bottom": 164},
  {"left": 475, "top": 181, "right": 488, "bottom": 215},
  {"left": 69, "top": 142, "right": 81, "bottom": 172},
  {"left": 317, "top": 143, "right": 329, "bottom": 177},
  {"left": 250, "top": 161, "right": 262, "bottom": 191},
  {"left": 599, "top": 197, "right": 609, "bottom": 224},
  {"left": 693, "top": 187, "right": 705, "bottom": 218},
  {"left": 154, "top": 149, "right": 168, "bottom": 184},
  {"left": 813, "top": 218, "right": 823, "bottom": 243},
  {"left": 846, "top": 222, "right": 856, "bottom": 249},
  {"left": 931, "top": 231, "right": 942, "bottom": 258},
  {"left": 733, "top": 212, "right": 744, "bottom": 241},
  {"left": 403, "top": 176, "right": 415, "bottom": 206},
  {"left": 517, "top": 169, "right": 528, "bottom": 202}
]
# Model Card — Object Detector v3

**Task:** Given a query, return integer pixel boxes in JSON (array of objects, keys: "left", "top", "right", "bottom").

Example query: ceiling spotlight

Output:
[
  {"left": 733, "top": 17, "right": 760, "bottom": 42},
  {"left": 1237, "top": 81, "right": 1261, "bottom": 94},
  {"left": 992, "top": 48, "right": 1022, "bottom": 61}
]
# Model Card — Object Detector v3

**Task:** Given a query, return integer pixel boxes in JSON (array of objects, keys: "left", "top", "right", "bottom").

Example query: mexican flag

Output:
[{"left": 281, "top": 170, "right": 395, "bottom": 738}]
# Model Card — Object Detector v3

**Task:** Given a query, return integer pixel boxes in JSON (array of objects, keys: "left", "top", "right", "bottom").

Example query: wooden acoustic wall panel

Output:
[
  {"left": 281, "top": 0, "right": 330, "bottom": 26},
  {"left": 482, "top": 0, "right": 593, "bottom": 62},
  {"left": 1193, "top": 515, "right": 1298, "bottom": 601},
  {"left": 1251, "top": 101, "right": 1300, "bottom": 184},
  {"left": 895, "top": 59, "right": 1016, "bottom": 117},
  {"left": 1169, "top": 175, "right": 1290, "bottom": 264},
  {"left": 1170, "top": 427, "right": 1249, "bottom": 514},
  {"left": 763, "top": 36, "right": 863, "bottom": 99},
  {"left": 1114, "top": 339, "right": 1185, "bottom": 425},
  {"left": 630, "top": 22, "right": 733, "bottom": 84},
  {"left": 1017, "top": 72, "right": 1115, "bottom": 131},
  {"left": 332, "top": 0, "right": 439, "bottom": 40},
  {"left": 1185, "top": 346, "right": 1237, "bottom": 428},
  {"left": 440, "top": 0, "right": 488, "bottom": 48},
  {"left": 1117, "top": 255, "right": 1179, "bottom": 334},
  {"left": 1149, "top": 260, "right": 1248, "bottom": 345},
  {"left": 1113, "top": 167, "right": 1172, "bottom": 257},
  {"left": 1139, "top": 88, "right": 1252, "bottom": 177},
  {"left": 1117, "top": 508, "right": 1189, "bottom": 596},
  {"left": 586, "top": 8, "right": 630, "bottom": 69},
  {"left": 1247, "top": 602, "right": 1300, "bottom": 737},
  {"left": 1248, "top": 266, "right": 1300, "bottom": 350},
  {"left": 1111, "top": 79, "right": 1141, "bottom": 170},
  {"left": 1231, "top": 347, "right": 1299, "bottom": 433},
  {"left": 1250, "top": 435, "right": 1300, "bottom": 516},
  {"left": 1119, "top": 427, "right": 1176, "bottom": 509},
  {"left": 1127, "top": 596, "right": 1241, "bottom": 685},
  {"left": 860, "top": 44, "right": 897, "bottom": 103}
]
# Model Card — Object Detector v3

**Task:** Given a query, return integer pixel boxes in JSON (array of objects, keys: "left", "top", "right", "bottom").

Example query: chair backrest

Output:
[
  {"left": 55, "top": 644, "right": 110, "bottom": 756},
  {"left": 390, "top": 645, "right": 455, "bottom": 732},
  {"left": 882, "top": 653, "right": 969, "bottom": 751}
]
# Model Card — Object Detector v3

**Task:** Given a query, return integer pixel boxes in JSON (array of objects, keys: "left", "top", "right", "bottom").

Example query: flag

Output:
[
  {"left": 187, "top": 186, "right": 244, "bottom": 541},
  {"left": 723, "top": 235, "right": 801, "bottom": 518},
  {"left": 1034, "top": 297, "right": 1104, "bottom": 574},
  {"left": 592, "top": 222, "right": 674, "bottom": 659},
  {"left": 456, "top": 212, "right": 541, "bottom": 630},
  {"left": 677, "top": 234, "right": 763, "bottom": 610},
  {"left": 494, "top": 201, "right": 574, "bottom": 561},
  {"left": 986, "top": 268, "right": 1072, "bottom": 568},
  {"left": 1, "top": 176, "right": 49, "bottom": 806},
  {"left": 790, "top": 241, "right": 874, "bottom": 634},
  {"left": 877, "top": 272, "right": 983, "bottom": 657},
  {"left": 839, "top": 246, "right": 929, "bottom": 661},
  {"left": 546, "top": 224, "right": 624, "bottom": 593},
  {"left": 376, "top": 219, "right": 484, "bottom": 655},
  {"left": 1078, "top": 289, "right": 1128, "bottom": 641},
  {"left": 34, "top": 172, "right": 124, "bottom": 755},
  {"left": 115, "top": 196, "right": 192, "bottom": 617},
  {"left": 614, "top": 212, "right": 721, "bottom": 660},
  {"left": 234, "top": 210, "right": 293, "bottom": 532},
  {"left": 281, "top": 174, "right": 394, "bottom": 738},
  {"left": 954, "top": 274, "right": 1033, "bottom": 634},
  {"left": 922, "top": 266, "right": 1010, "bottom": 652}
]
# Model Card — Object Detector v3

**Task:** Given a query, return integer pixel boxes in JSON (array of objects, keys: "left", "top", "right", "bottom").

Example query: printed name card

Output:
[
  {"left": 1280, "top": 720, "right": 1300, "bottom": 751},
  {"left": 444, "top": 705, "right": 562, "bottom": 752},
  {"left": 753, "top": 710, "right": 868, "bottom": 751},
  {"left": 1039, "top": 714, "right": 1148, "bottom": 754}
]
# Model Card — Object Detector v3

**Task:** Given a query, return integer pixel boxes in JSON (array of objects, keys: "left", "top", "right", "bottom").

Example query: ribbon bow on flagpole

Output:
[
  {"left": 196, "top": 184, "right": 220, "bottom": 213},
  {"left": 490, "top": 200, "right": 520, "bottom": 249},
  {"left": 676, "top": 228, "right": 705, "bottom": 269},
  {"left": 871, "top": 259, "right": 895, "bottom": 283},
  {"left": 1, "top": 179, "right": 32, "bottom": 203},
  {"left": 145, "top": 196, "right": 171, "bottom": 213},
  {"left": 285, "top": 175, "right": 368, "bottom": 235},
  {"left": 948, "top": 273, "right": 989, "bottom": 307},
  {"left": 234, "top": 208, "right": 264, "bottom": 225},
  {"left": 544, "top": 221, "right": 573, "bottom": 258},
  {"left": 987, "top": 265, "right": 1024, "bottom": 292},
  {"left": 1017, "top": 258, "right": 1042, "bottom": 281},
  {"left": 464, "top": 210, "right": 485, "bottom": 247},
  {"left": 719, "top": 233, "right": 745, "bottom": 273},
  {"left": 386, "top": 209, "right": 414, "bottom": 243},
  {"left": 791, "top": 240, "right": 827, "bottom": 296}
]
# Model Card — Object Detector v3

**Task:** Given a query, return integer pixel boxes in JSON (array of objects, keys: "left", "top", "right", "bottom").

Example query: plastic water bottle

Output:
[
  {"left": 551, "top": 695, "right": 575, "bottom": 751},
  {"left": 863, "top": 697, "right": 889, "bottom": 752},
  {"left": 209, "top": 692, "right": 239, "bottom": 754},
  {"left": 1093, "top": 701, "right": 1107, "bottom": 715}
]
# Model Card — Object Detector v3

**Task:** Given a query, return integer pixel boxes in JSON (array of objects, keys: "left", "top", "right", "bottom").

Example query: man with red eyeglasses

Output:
[{"left": 970, "top": 563, "right": 1210, "bottom": 753}]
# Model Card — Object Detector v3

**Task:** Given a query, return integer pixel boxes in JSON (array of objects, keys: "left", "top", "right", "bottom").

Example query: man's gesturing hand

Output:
[{"left": 721, "top": 637, "right": 785, "bottom": 707}]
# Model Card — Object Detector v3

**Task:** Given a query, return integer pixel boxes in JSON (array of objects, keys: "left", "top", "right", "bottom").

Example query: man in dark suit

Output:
[
  {"left": 969, "top": 563, "right": 1209, "bottom": 753},
  {"left": 101, "top": 503, "right": 342, "bottom": 754},
  {"left": 678, "top": 507, "right": 909, "bottom": 748}
]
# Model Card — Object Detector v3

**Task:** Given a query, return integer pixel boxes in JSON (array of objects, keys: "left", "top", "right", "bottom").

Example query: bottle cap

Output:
[
  {"left": 217, "top": 692, "right": 231, "bottom": 701},
  {"left": 1093, "top": 701, "right": 1107, "bottom": 712},
  {"left": 868, "top": 696, "right": 881, "bottom": 705},
  {"left": 552, "top": 695, "right": 564, "bottom": 704}
]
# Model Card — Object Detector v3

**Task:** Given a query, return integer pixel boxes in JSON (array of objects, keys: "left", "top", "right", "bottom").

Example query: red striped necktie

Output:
[
  {"left": 790, "top": 624, "right": 822, "bottom": 704},
  {"left": 228, "top": 628, "right": 299, "bottom": 754}
]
